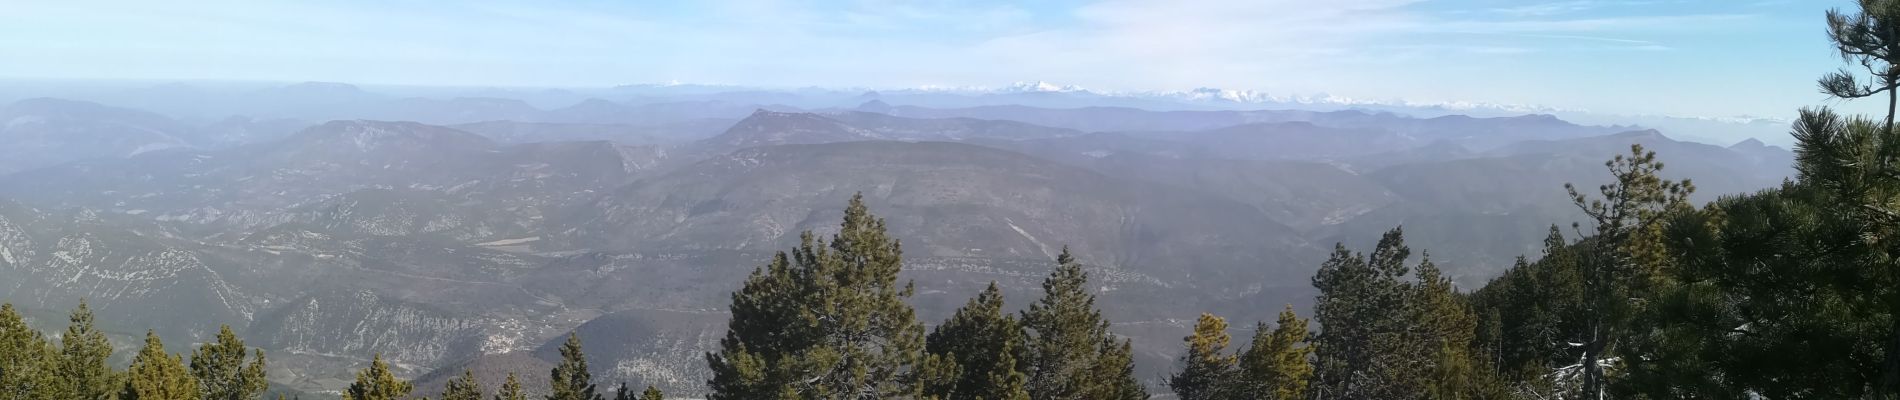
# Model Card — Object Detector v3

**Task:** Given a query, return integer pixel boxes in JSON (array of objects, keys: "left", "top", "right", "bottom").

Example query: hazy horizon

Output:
[{"left": 2, "top": 0, "right": 1875, "bottom": 120}]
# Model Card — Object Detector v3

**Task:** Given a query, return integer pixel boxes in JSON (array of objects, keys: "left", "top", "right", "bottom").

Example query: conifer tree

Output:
[
  {"left": 925, "top": 282, "right": 1030, "bottom": 400},
  {"left": 611, "top": 383, "right": 630, "bottom": 400},
  {"left": 1413, "top": 256, "right": 1484, "bottom": 396},
  {"left": 1093, "top": 339, "right": 1147, "bottom": 400},
  {"left": 1563, "top": 144, "right": 1693, "bottom": 398},
  {"left": 56, "top": 300, "right": 117, "bottom": 400},
  {"left": 1236, "top": 306, "right": 1312, "bottom": 400},
  {"left": 639, "top": 386, "right": 662, "bottom": 400},
  {"left": 0, "top": 303, "right": 54, "bottom": 400},
  {"left": 1020, "top": 247, "right": 1148, "bottom": 400},
  {"left": 1767, "top": 108, "right": 1900, "bottom": 397},
  {"left": 1425, "top": 342, "right": 1476, "bottom": 400},
  {"left": 493, "top": 373, "right": 524, "bottom": 400},
  {"left": 1469, "top": 227, "right": 1590, "bottom": 391},
  {"left": 548, "top": 333, "right": 601, "bottom": 400},
  {"left": 343, "top": 354, "right": 411, "bottom": 400},
  {"left": 441, "top": 370, "right": 482, "bottom": 400},
  {"left": 122, "top": 330, "right": 199, "bottom": 400},
  {"left": 1803, "top": 6, "right": 1900, "bottom": 391},
  {"left": 1819, "top": 0, "right": 1900, "bottom": 125},
  {"left": 191, "top": 325, "right": 268, "bottom": 400},
  {"left": 986, "top": 353, "right": 1031, "bottom": 400},
  {"left": 705, "top": 194, "right": 936, "bottom": 399},
  {"left": 1310, "top": 228, "right": 1415, "bottom": 399},
  {"left": 1168, "top": 314, "right": 1235, "bottom": 400}
]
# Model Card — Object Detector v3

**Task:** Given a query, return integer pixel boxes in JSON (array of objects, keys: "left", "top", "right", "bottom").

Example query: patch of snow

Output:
[
  {"left": 1003, "top": 218, "right": 1054, "bottom": 260},
  {"left": 476, "top": 236, "right": 542, "bottom": 246},
  {"left": 127, "top": 142, "right": 183, "bottom": 156}
]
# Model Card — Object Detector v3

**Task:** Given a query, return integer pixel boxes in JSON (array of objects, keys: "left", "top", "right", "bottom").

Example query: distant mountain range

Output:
[
  {"left": 0, "top": 81, "right": 1798, "bottom": 395},
  {"left": 0, "top": 80, "right": 1791, "bottom": 145}
]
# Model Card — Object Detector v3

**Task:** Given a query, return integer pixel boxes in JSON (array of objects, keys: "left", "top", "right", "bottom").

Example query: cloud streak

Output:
[{"left": 0, "top": 0, "right": 1833, "bottom": 117}]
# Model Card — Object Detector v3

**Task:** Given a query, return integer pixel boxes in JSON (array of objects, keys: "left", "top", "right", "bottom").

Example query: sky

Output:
[{"left": 0, "top": 0, "right": 1873, "bottom": 119}]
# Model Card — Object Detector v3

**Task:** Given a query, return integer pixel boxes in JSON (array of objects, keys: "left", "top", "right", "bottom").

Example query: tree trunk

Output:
[
  {"left": 1887, "top": 84, "right": 1895, "bottom": 129},
  {"left": 1579, "top": 313, "right": 1606, "bottom": 400}
]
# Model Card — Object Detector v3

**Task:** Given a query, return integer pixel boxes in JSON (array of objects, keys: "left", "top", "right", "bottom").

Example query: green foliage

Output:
[
  {"left": 55, "top": 300, "right": 117, "bottom": 400},
  {"left": 191, "top": 325, "right": 269, "bottom": 400},
  {"left": 1470, "top": 228, "right": 1587, "bottom": 380},
  {"left": 1236, "top": 306, "right": 1313, "bottom": 400},
  {"left": 1562, "top": 143, "right": 1694, "bottom": 398},
  {"left": 1592, "top": 110, "right": 1897, "bottom": 398},
  {"left": 924, "top": 282, "right": 1030, "bottom": 400},
  {"left": 705, "top": 194, "right": 935, "bottom": 399},
  {"left": 122, "top": 330, "right": 200, "bottom": 400},
  {"left": 1167, "top": 314, "right": 1235, "bottom": 400},
  {"left": 548, "top": 333, "right": 601, "bottom": 400},
  {"left": 1020, "top": 248, "right": 1148, "bottom": 400},
  {"left": 343, "top": 354, "right": 411, "bottom": 400},
  {"left": 1308, "top": 228, "right": 1506, "bottom": 400},
  {"left": 639, "top": 386, "right": 662, "bottom": 400},
  {"left": 1310, "top": 228, "right": 1417, "bottom": 399},
  {"left": 494, "top": 373, "right": 524, "bottom": 400},
  {"left": 441, "top": 370, "right": 482, "bottom": 400},
  {"left": 1093, "top": 339, "right": 1147, "bottom": 400},
  {"left": 0, "top": 303, "right": 55, "bottom": 400},
  {"left": 1819, "top": 0, "right": 1900, "bottom": 124}
]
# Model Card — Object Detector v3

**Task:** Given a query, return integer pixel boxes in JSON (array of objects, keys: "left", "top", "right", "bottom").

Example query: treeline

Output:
[
  {"left": 703, "top": 194, "right": 1149, "bottom": 400},
  {"left": 0, "top": 301, "right": 267, "bottom": 400},
  {"left": 0, "top": 302, "right": 664, "bottom": 400},
  {"left": 1166, "top": 2, "right": 1900, "bottom": 398},
  {"left": 3, "top": 141, "right": 1895, "bottom": 400},
  {"left": 17, "top": 5, "right": 1900, "bottom": 399}
]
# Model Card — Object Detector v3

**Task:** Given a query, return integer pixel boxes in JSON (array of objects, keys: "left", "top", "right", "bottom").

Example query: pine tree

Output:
[
  {"left": 1020, "top": 247, "right": 1148, "bottom": 400},
  {"left": 1469, "top": 227, "right": 1589, "bottom": 389},
  {"left": 1563, "top": 144, "right": 1694, "bottom": 398},
  {"left": 1310, "top": 228, "right": 1416, "bottom": 399},
  {"left": 1819, "top": 0, "right": 1900, "bottom": 125},
  {"left": 0, "top": 303, "right": 54, "bottom": 400},
  {"left": 1426, "top": 342, "right": 1476, "bottom": 400},
  {"left": 55, "top": 301, "right": 117, "bottom": 400},
  {"left": 1310, "top": 228, "right": 1489, "bottom": 400},
  {"left": 705, "top": 194, "right": 934, "bottom": 399},
  {"left": 191, "top": 325, "right": 268, "bottom": 400},
  {"left": 1236, "top": 306, "right": 1312, "bottom": 400},
  {"left": 122, "top": 330, "right": 199, "bottom": 400},
  {"left": 494, "top": 373, "right": 524, "bottom": 400},
  {"left": 1803, "top": 7, "right": 1900, "bottom": 392},
  {"left": 925, "top": 282, "right": 1030, "bottom": 400},
  {"left": 1093, "top": 339, "right": 1147, "bottom": 400},
  {"left": 343, "top": 354, "right": 411, "bottom": 400},
  {"left": 1413, "top": 256, "right": 1483, "bottom": 397},
  {"left": 1168, "top": 314, "right": 1235, "bottom": 400},
  {"left": 983, "top": 353, "right": 1030, "bottom": 400},
  {"left": 548, "top": 333, "right": 601, "bottom": 400},
  {"left": 441, "top": 370, "right": 482, "bottom": 400},
  {"left": 639, "top": 386, "right": 662, "bottom": 400},
  {"left": 611, "top": 383, "right": 631, "bottom": 400}
]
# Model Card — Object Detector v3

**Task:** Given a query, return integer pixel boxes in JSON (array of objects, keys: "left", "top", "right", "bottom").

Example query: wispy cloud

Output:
[
  {"left": 1485, "top": 1, "right": 1670, "bottom": 17},
  {"left": 0, "top": 0, "right": 1835, "bottom": 118}
]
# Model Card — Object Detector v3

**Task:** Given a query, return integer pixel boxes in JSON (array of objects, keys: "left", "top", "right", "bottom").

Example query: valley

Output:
[{"left": 0, "top": 84, "right": 1793, "bottom": 396}]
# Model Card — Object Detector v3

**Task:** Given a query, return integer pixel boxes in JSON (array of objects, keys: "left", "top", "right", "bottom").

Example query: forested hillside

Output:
[{"left": 5, "top": 3, "right": 1886, "bottom": 400}]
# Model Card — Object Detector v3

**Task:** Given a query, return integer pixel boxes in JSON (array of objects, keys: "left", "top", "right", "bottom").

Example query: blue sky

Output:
[{"left": 0, "top": 0, "right": 1871, "bottom": 118}]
